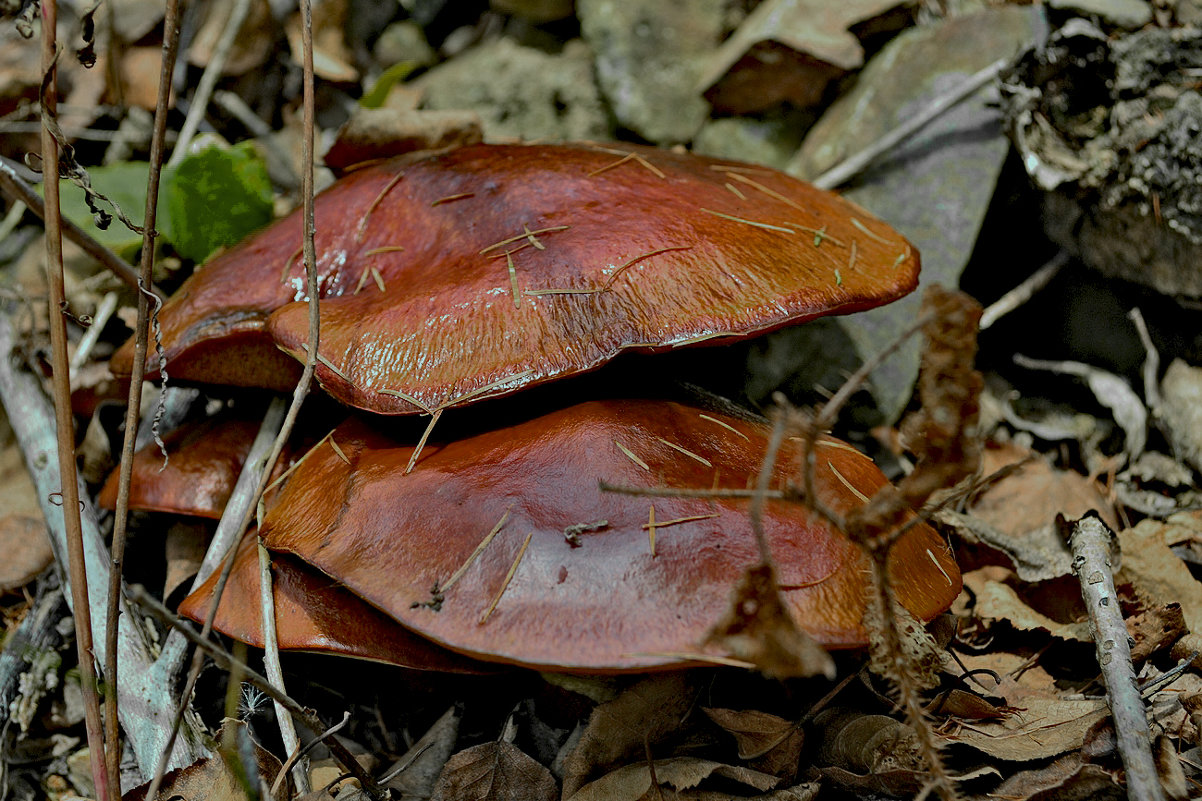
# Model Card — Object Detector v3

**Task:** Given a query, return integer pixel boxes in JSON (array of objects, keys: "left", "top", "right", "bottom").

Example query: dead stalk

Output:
[
  {"left": 38, "top": 3, "right": 108, "bottom": 797},
  {"left": 104, "top": 3, "right": 181, "bottom": 793}
]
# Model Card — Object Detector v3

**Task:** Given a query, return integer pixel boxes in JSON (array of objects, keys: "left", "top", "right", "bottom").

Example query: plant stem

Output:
[
  {"left": 104, "top": 2, "right": 182, "bottom": 795},
  {"left": 39, "top": 3, "right": 108, "bottom": 796}
]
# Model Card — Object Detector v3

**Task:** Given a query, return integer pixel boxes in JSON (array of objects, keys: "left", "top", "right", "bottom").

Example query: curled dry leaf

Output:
[
  {"left": 123, "top": 719, "right": 286, "bottom": 801},
  {"left": 567, "top": 757, "right": 781, "bottom": 801},
  {"left": 430, "top": 741, "right": 557, "bottom": 801},
  {"left": 112, "top": 143, "right": 919, "bottom": 416},
  {"left": 702, "top": 707, "right": 804, "bottom": 780},
  {"left": 560, "top": 674, "right": 699, "bottom": 799},
  {"left": 257, "top": 400, "right": 959, "bottom": 671}
]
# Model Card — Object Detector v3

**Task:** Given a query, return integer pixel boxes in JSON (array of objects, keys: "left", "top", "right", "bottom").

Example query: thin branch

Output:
[
  {"left": 257, "top": 539, "right": 309, "bottom": 794},
  {"left": 39, "top": 5, "right": 108, "bottom": 796},
  {"left": 979, "top": 251, "right": 1068, "bottom": 330},
  {"left": 1066, "top": 514, "right": 1166, "bottom": 801},
  {"left": 809, "top": 59, "right": 1007, "bottom": 190},
  {"left": 104, "top": 3, "right": 182, "bottom": 793}
]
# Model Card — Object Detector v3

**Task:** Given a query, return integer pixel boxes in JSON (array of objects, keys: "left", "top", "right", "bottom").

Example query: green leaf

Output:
[
  {"left": 360, "top": 61, "right": 417, "bottom": 109},
  {"left": 160, "top": 141, "right": 274, "bottom": 262},
  {"left": 54, "top": 161, "right": 153, "bottom": 256}
]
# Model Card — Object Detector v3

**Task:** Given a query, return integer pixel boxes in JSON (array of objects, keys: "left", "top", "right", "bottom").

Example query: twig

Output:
[
  {"left": 0, "top": 157, "right": 148, "bottom": 293},
  {"left": 38, "top": 6, "right": 107, "bottom": 796},
  {"left": 808, "top": 59, "right": 1007, "bottom": 190},
  {"left": 270, "top": 712, "right": 350, "bottom": 797},
  {"left": 979, "top": 251, "right": 1068, "bottom": 330},
  {"left": 257, "top": 540, "right": 309, "bottom": 794},
  {"left": 1127, "top": 307, "right": 1161, "bottom": 416},
  {"left": 168, "top": 0, "right": 251, "bottom": 165},
  {"left": 1065, "top": 513, "right": 1166, "bottom": 801},
  {"left": 129, "top": 587, "right": 381, "bottom": 796},
  {"left": 0, "top": 313, "right": 206, "bottom": 776},
  {"left": 104, "top": 4, "right": 182, "bottom": 793}
]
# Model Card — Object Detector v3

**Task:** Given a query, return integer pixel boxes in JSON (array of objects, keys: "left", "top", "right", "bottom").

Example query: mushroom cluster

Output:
[{"left": 110, "top": 142, "right": 960, "bottom": 673}]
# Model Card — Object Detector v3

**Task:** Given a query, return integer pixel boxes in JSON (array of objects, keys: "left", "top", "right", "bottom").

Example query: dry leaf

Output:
[
  {"left": 0, "top": 515, "right": 53, "bottom": 591},
  {"left": 164, "top": 521, "right": 208, "bottom": 601},
  {"left": 430, "top": 742, "right": 556, "bottom": 801},
  {"left": 697, "top": 0, "right": 909, "bottom": 113},
  {"left": 945, "top": 696, "right": 1107, "bottom": 761},
  {"left": 384, "top": 706, "right": 460, "bottom": 799},
  {"left": 812, "top": 709, "right": 921, "bottom": 774},
  {"left": 987, "top": 755, "right": 1123, "bottom": 801},
  {"left": 560, "top": 674, "right": 699, "bottom": 798},
  {"left": 568, "top": 757, "right": 780, "bottom": 801},
  {"left": 965, "top": 569, "right": 1091, "bottom": 642},
  {"left": 1118, "top": 517, "right": 1202, "bottom": 664},
  {"left": 702, "top": 708, "right": 803, "bottom": 779},
  {"left": 124, "top": 719, "right": 286, "bottom": 801}
]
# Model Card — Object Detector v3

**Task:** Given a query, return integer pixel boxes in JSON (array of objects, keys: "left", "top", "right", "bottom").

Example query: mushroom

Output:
[
  {"left": 111, "top": 143, "right": 917, "bottom": 416},
  {"left": 96, "top": 412, "right": 294, "bottom": 519},
  {"left": 179, "top": 535, "right": 491, "bottom": 672},
  {"left": 256, "top": 399, "right": 959, "bottom": 672}
]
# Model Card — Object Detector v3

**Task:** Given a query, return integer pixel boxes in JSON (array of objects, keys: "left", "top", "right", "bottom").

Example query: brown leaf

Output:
[
  {"left": 927, "top": 688, "right": 1007, "bottom": 722},
  {"left": 124, "top": 719, "right": 286, "bottom": 801},
  {"left": 703, "top": 707, "right": 804, "bottom": 781},
  {"left": 0, "top": 515, "right": 53, "bottom": 592},
  {"left": 1119, "top": 516, "right": 1202, "bottom": 664},
  {"left": 944, "top": 695, "right": 1107, "bottom": 761},
  {"left": 567, "top": 757, "right": 780, "bottom": 801},
  {"left": 697, "top": 0, "right": 909, "bottom": 113},
  {"left": 430, "top": 742, "right": 556, "bottom": 801},
  {"left": 560, "top": 674, "right": 699, "bottom": 798},
  {"left": 987, "top": 755, "right": 1124, "bottom": 801},
  {"left": 703, "top": 708, "right": 801, "bottom": 760}
]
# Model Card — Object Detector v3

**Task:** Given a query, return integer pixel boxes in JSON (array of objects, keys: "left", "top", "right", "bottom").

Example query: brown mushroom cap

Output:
[
  {"left": 96, "top": 412, "right": 292, "bottom": 519},
  {"left": 259, "top": 400, "right": 959, "bottom": 672},
  {"left": 178, "top": 535, "right": 492, "bottom": 672},
  {"left": 112, "top": 143, "right": 918, "bottom": 414}
]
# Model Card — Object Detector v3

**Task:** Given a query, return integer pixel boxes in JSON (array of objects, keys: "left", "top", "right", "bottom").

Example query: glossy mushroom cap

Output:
[
  {"left": 259, "top": 400, "right": 959, "bottom": 672},
  {"left": 178, "top": 535, "right": 491, "bottom": 672},
  {"left": 96, "top": 412, "right": 292, "bottom": 519},
  {"left": 112, "top": 143, "right": 918, "bottom": 414}
]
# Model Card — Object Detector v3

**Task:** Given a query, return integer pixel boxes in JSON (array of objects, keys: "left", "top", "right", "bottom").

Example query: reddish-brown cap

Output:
[
  {"left": 96, "top": 413, "right": 292, "bottom": 519},
  {"left": 178, "top": 535, "right": 492, "bottom": 672},
  {"left": 112, "top": 143, "right": 918, "bottom": 413},
  {"left": 259, "top": 400, "right": 959, "bottom": 672}
]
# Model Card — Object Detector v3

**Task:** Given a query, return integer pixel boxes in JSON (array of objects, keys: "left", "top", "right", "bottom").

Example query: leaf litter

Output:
[{"left": 6, "top": 2, "right": 1202, "bottom": 801}]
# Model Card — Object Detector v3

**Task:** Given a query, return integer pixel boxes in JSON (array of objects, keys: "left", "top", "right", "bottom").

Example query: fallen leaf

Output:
[
  {"left": 430, "top": 742, "right": 556, "bottom": 801},
  {"left": 385, "top": 707, "right": 460, "bottom": 799},
  {"left": 560, "top": 674, "right": 699, "bottom": 798},
  {"left": 0, "top": 515, "right": 54, "bottom": 592},
  {"left": 945, "top": 696, "right": 1107, "bottom": 761},
  {"left": 697, "top": 0, "right": 909, "bottom": 114},
  {"left": 568, "top": 757, "right": 780, "bottom": 801},
  {"left": 702, "top": 708, "right": 803, "bottom": 779},
  {"left": 1118, "top": 517, "right": 1202, "bottom": 664},
  {"left": 965, "top": 569, "right": 1091, "bottom": 642},
  {"left": 124, "top": 719, "right": 286, "bottom": 801},
  {"left": 987, "top": 755, "right": 1123, "bottom": 801}
]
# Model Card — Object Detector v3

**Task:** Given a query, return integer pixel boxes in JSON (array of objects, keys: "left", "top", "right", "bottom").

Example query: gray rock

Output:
[
  {"left": 578, "top": 0, "right": 723, "bottom": 144},
  {"left": 788, "top": 5, "right": 1046, "bottom": 423},
  {"left": 692, "top": 112, "right": 812, "bottom": 171},
  {"left": 413, "top": 38, "right": 611, "bottom": 142}
]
